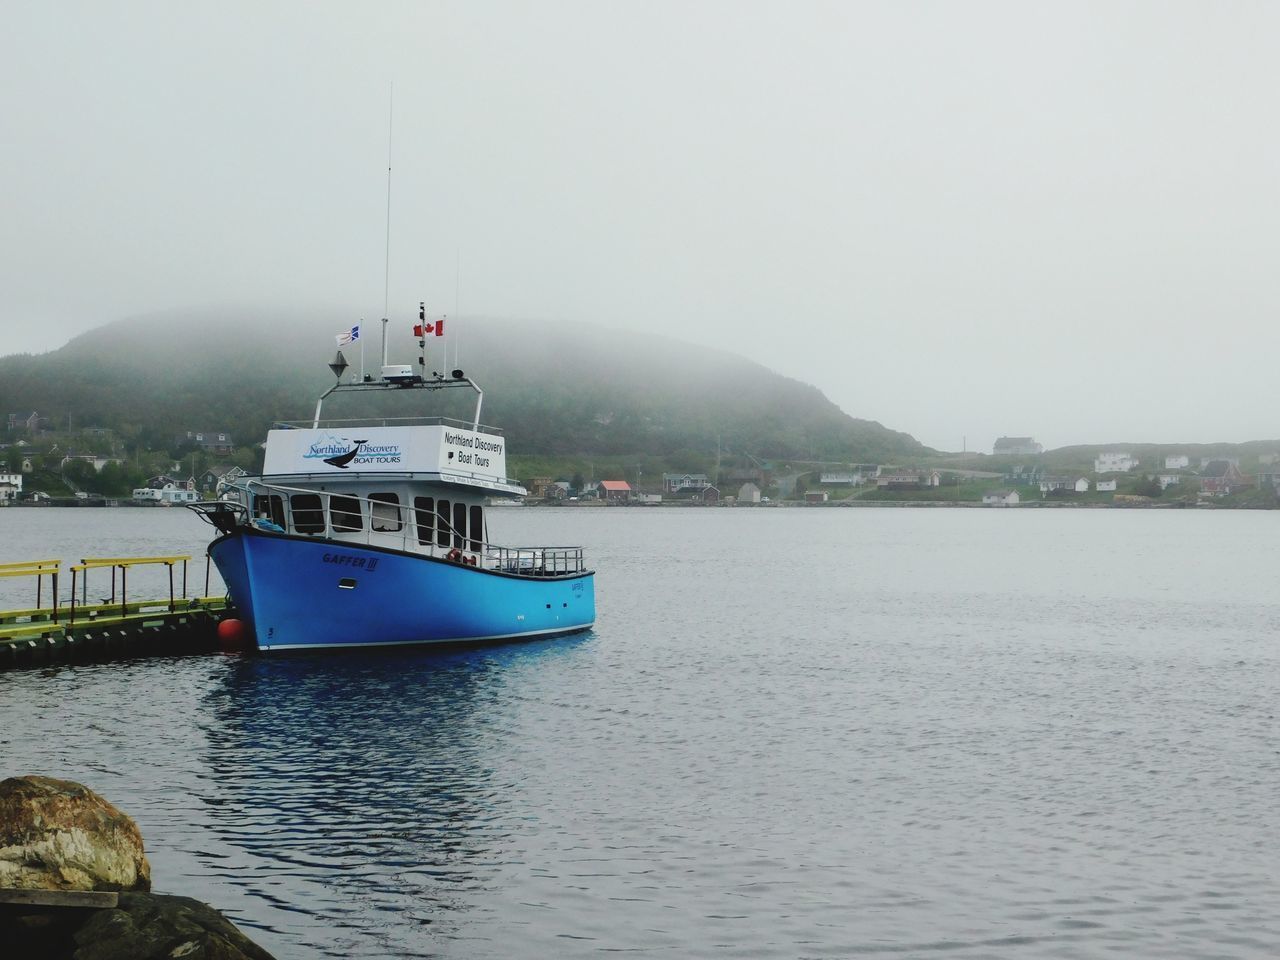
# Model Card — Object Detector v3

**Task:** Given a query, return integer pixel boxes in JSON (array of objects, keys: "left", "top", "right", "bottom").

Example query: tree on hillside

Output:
[{"left": 1132, "top": 475, "right": 1163, "bottom": 498}]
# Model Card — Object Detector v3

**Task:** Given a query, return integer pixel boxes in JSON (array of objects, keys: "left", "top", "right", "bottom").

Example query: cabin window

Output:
[
  {"left": 436, "top": 499, "right": 451, "bottom": 547},
  {"left": 414, "top": 497, "right": 435, "bottom": 545},
  {"left": 290, "top": 494, "right": 325, "bottom": 534},
  {"left": 330, "top": 495, "right": 362, "bottom": 532},
  {"left": 253, "top": 494, "right": 286, "bottom": 528},
  {"left": 369, "top": 492, "right": 402, "bottom": 532},
  {"left": 469, "top": 505, "right": 483, "bottom": 552},
  {"left": 453, "top": 502, "right": 467, "bottom": 548}
]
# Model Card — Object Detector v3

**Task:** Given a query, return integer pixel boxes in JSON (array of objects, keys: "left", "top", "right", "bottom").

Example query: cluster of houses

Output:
[
  {"left": 985, "top": 451, "right": 1267, "bottom": 504},
  {"left": 3, "top": 410, "right": 243, "bottom": 503},
  {"left": 3, "top": 416, "right": 126, "bottom": 502},
  {"left": 526, "top": 473, "right": 736, "bottom": 505},
  {"left": 1, "top": 460, "right": 250, "bottom": 505},
  {"left": 131, "top": 465, "right": 246, "bottom": 504},
  {"left": 527, "top": 465, "right": 949, "bottom": 506}
]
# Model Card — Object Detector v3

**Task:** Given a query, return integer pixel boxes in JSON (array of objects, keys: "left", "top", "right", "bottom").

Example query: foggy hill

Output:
[{"left": 0, "top": 310, "right": 925, "bottom": 464}]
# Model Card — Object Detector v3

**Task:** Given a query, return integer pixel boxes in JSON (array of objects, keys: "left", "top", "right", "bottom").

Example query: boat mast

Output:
[{"left": 382, "top": 81, "right": 394, "bottom": 371}]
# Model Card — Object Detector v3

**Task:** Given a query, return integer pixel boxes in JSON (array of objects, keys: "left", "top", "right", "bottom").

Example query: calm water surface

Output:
[{"left": 1, "top": 506, "right": 1278, "bottom": 958}]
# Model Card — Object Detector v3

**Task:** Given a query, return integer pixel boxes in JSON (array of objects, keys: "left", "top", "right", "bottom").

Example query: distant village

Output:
[
  {"left": 3, "top": 413, "right": 1278, "bottom": 509},
  {"left": 524, "top": 436, "right": 1280, "bottom": 508},
  {"left": 967, "top": 436, "right": 1275, "bottom": 507},
  {"left": 0, "top": 411, "right": 248, "bottom": 506}
]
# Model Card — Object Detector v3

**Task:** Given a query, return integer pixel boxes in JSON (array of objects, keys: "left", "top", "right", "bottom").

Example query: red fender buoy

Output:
[{"left": 217, "top": 618, "right": 248, "bottom": 652}]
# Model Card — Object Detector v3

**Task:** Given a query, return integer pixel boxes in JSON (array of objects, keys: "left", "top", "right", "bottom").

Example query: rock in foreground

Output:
[
  {"left": 1, "top": 776, "right": 276, "bottom": 959},
  {"left": 0, "top": 776, "right": 150, "bottom": 892},
  {"left": 74, "top": 892, "right": 276, "bottom": 960}
]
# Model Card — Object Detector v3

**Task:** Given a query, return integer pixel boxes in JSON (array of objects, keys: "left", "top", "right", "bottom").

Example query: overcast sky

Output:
[{"left": 3, "top": 1, "right": 1278, "bottom": 451}]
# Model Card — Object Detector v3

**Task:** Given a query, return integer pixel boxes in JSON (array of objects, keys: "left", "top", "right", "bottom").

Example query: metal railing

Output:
[
  {"left": 0, "top": 560, "right": 61, "bottom": 620},
  {"left": 485, "top": 546, "right": 587, "bottom": 577},
  {"left": 69, "top": 556, "right": 192, "bottom": 625},
  {"left": 258, "top": 468, "right": 528, "bottom": 490},
  {"left": 272, "top": 416, "right": 504, "bottom": 434},
  {"left": 208, "top": 479, "right": 588, "bottom": 576}
]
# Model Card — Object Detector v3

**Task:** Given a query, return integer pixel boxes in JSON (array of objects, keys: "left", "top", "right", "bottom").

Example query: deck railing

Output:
[
  {"left": 485, "top": 546, "right": 587, "bottom": 576},
  {"left": 272, "top": 416, "right": 504, "bottom": 434}
]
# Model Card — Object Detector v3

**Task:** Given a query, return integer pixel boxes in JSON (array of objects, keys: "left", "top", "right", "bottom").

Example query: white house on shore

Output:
[
  {"left": 738, "top": 482, "right": 762, "bottom": 504},
  {"left": 0, "top": 472, "right": 22, "bottom": 502},
  {"left": 982, "top": 489, "right": 1020, "bottom": 506},
  {"left": 1095, "top": 452, "right": 1138, "bottom": 473},
  {"left": 1164, "top": 455, "right": 1190, "bottom": 470},
  {"left": 1096, "top": 479, "right": 1117, "bottom": 492},
  {"left": 1039, "top": 477, "right": 1090, "bottom": 493},
  {"left": 132, "top": 483, "right": 198, "bottom": 504},
  {"left": 662, "top": 473, "right": 712, "bottom": 494}
]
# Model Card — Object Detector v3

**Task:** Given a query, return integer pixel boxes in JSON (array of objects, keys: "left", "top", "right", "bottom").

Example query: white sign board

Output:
[{"left": 263, "top": 425, "right": 508, "bottom": 483}]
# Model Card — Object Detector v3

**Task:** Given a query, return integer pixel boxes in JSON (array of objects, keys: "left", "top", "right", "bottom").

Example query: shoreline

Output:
[
  {"left": 2, "top": 498, "right": 1266, "bottom": 511},
  {"left": 526, "top": 499, "right": 1254, "bottom": 510}
]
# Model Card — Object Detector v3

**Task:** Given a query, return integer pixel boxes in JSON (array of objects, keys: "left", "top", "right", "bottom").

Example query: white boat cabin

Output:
[
  {"left": 248, "top": 420, "right": 518, "bottom": 561},
  {"left": 217, "top": 367, "right": 587, "bottom": 576}
]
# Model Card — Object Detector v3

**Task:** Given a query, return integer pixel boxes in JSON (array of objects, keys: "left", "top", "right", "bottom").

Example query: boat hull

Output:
[{"left": 210, "top": 529, "right": 595, "bottom": 651}]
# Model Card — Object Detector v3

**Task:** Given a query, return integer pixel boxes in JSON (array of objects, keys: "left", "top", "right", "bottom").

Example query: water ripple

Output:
[{"left": 3, "top": 509, "right": 1280, "bottom": 957}]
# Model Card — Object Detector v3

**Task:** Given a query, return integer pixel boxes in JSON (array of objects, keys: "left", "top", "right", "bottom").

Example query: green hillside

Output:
[{"left": 0, "top": 310, "right": 926, "bottom": 477}]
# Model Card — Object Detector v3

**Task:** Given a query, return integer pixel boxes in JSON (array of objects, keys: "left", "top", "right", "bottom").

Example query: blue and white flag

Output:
[{"left": 335, "top": 323, "right": 360, "bottom": 347}]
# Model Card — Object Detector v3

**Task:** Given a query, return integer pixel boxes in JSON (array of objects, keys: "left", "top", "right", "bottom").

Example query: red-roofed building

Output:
[
  {"left": 597, "top": 480, "right": 632, "bottom": 503},
  {"left": 1199, "top": 460, "right": 1248, "bottom": 496}
]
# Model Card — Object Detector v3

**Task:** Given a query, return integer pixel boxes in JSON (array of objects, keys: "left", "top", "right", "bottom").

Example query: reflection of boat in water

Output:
[
  {"left": 190, "top": 326, "right": 596, "bottom": 652},
  {"left": 196, "top": 639, "right": 589, "bottom": 956}
]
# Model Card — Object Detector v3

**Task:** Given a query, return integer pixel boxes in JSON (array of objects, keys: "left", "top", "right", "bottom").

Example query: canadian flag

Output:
[{"left": 414, "top": 303, "right": 445, "bottom": 337}]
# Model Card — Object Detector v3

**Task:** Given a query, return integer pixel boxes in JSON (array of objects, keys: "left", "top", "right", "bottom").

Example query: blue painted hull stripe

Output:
[{"left": 258, "top": 624, "right": 593, "bottom": 652}]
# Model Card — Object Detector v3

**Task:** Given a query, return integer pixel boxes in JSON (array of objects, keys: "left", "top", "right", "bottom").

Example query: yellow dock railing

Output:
[
  {"left": 0, "top": 560, "right": 61, "bottom": 620},
  {"left": 69, "top": 556, "right": 192, "bottom": 625}
]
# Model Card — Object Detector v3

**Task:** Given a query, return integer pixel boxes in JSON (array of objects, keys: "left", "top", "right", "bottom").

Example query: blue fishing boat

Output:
[{"left": 190, "top": 324, "right": 595, "bottom": 652}]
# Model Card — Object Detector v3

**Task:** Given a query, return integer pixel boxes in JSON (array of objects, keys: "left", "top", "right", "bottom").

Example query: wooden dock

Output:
[{"left": 0, "top": 556, "right": 234, "bottom": 671}]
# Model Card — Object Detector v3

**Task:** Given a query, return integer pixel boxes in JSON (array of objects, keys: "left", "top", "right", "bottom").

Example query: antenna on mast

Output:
[
  {"left": 454, "top": 248, "right": 461, "bottom": 370},
  {"left": 383, "top": 81, "right": 394, "bottom": 322}
]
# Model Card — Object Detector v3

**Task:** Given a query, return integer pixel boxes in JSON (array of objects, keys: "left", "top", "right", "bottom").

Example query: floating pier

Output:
[{"left": 0, "top": 556, "right": 233, "bottom": 671}]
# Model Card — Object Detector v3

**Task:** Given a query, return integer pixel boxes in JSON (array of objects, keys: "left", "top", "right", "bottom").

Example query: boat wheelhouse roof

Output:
[{"left": 259, "top": 370, "right": 525, "bottom": 497}]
